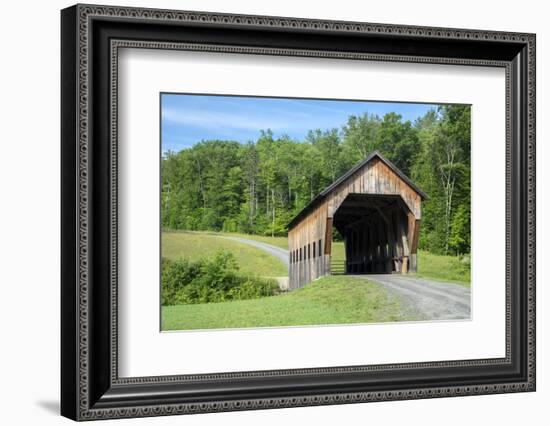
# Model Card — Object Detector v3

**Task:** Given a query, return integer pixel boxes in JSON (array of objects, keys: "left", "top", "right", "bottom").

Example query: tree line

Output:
[{"left": 161, "top": 105, "right": 471, "bottom": 255}]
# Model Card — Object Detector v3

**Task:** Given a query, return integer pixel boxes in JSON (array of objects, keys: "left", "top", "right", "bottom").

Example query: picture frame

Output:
[{"left": 61, "top": 3, "right": 536, "bottom": 421}]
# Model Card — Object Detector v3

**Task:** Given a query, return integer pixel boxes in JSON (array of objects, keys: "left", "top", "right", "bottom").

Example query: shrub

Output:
[
  {"left": 227, "top": 277, "right": 279, "bottom": 300},
  {"left": 161, "top": 257, "right": 202, "bottom": 305},
  {"left": 161, "top": 251, "right": 279, "bottom": 305}
]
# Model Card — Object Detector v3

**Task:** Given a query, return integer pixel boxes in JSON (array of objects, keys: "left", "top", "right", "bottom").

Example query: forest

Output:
[{"left": 161, "top": 104, "right": 471, "bottom": 256}]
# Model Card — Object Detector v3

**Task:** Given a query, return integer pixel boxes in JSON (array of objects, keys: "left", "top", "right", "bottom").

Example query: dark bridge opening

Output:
[{"left": 333, "top": 193, "right": 416, "bottom": 275}]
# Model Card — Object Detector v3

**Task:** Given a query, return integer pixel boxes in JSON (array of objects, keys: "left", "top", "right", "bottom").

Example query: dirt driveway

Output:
[{"left": 355, "top": 274, "right": 471, "bottom": 321}]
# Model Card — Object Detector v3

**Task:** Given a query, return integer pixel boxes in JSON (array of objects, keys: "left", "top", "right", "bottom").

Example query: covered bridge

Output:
[{"left": 287, "top": 151, "right": 427, "bottom": 290}]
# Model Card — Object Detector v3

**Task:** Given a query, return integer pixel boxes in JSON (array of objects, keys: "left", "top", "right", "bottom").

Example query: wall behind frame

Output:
[{"left": 0, "top": 0, "right": 546, "bottom": 425}]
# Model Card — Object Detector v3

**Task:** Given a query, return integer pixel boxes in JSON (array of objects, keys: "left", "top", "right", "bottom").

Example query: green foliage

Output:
[
  {"left": 161, "top": 251, "right": 279, "bottom": 305},
  {"left": 160, "top": 257, "right": 201, "bottom": 306},
  {"left": 162, "top": 105, "right": 471, "bottom": 255},
  {"left": 341, "top": 113, "right": 380, "bottom": 163},
  {"left": 375, "top": 112, "right": 419, "bottom": 176},
  {"left": 411, "top": 105, "right": 471, "bottom": 254},
  {"left": 449, "top": 203, "right": 471, "bottom": 255}
]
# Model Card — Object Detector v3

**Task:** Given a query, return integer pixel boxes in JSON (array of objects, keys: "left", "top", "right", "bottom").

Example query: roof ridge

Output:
[{"left": 287, "top": 150, "right": 427, "bottom": 230}]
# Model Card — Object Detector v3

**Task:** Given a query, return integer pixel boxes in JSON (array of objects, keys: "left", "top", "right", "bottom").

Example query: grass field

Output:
[
  {"left": 162, "top": 275, "right": 415, "bottom": 330},
  {"left": 414, "top": 250, "right": 470, "bottom": 286},
  {"left": 223, "top": 232, "right": 289, "bottom": 249},
  {"left": 162, "top": 231, "right": 287, "bottom": 277}
]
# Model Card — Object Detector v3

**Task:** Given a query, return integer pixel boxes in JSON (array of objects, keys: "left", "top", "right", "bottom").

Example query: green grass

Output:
[
  {"left": 162, "top": 231, "right": 287, "bottom": 277},
  {"left": 223, "top": 232, "right": 289, "bottom": 249},
  {"left": 162, "top": 275, "right": 416, "bottom": 330},
  {"left": 415, "top": 250, "right": 470, "bottom": 286},
  {"left": 332, "top": 241, "right": 346, "bottom": 261},
  {"left": 164, "top": 229, "right": 290, "bottom": 249}
]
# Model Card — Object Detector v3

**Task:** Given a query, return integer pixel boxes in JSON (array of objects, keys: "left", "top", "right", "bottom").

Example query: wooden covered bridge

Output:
[{"left": 287, "top": 151, "right": 427, "bottom": 290}]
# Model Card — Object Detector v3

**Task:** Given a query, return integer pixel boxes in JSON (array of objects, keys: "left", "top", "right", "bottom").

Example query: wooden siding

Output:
[
  {"left": 327, "top": 158, "right": 421, "bottom": 219},
  {"left": 288, "top": 201, "right": 330, "bottom": 290}
]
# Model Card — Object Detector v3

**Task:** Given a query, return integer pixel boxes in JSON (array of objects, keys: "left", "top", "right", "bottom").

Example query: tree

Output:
[
  {"left": 375, "top": 113, "right": 420, "bottom": 176},
  {"left": 411, "top": 106, "right": 470, "bottom": 254},
  {"left": 341, "top": 113, "right": 380, "bottom": 165},
  {"left": 306, "top": 128, "right": 344, "bottom": 184},
  {"left": 431, "top": 106, "right": 470, "bottom": 253},
  {"left": 240, "top": 141, "right": 260, "bottom": 230},
  {"left": 221, "top": 166, "right": 243, "bottom": 232},
  {"left": 449, "top": 202, "right": 470, "bottom": 255}
]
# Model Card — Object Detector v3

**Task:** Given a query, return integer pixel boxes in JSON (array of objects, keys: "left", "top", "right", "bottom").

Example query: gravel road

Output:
[
  {"left": 354, "top": 274, "right": 471, "bottom": 321},
  {"left": 219, "top": 236, "right": 289, "bottom": 267}
]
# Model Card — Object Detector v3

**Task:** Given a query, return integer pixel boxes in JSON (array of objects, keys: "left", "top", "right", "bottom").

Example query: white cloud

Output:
[{"left": 162, "top": 107, "right": 295, "bottom": 132}]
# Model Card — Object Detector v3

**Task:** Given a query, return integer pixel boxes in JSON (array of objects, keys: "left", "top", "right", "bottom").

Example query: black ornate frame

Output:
[{"left": 61, "top": 4, "right": 536, "bottom": 421}]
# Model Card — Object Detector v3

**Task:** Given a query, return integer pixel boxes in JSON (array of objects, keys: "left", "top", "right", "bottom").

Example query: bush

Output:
[
  {"left": 459, "top": 253, "right": 471, "bottom": 267},
  {"left": 161, "top": 257, "right": 202, "bottom": 305},
  {"left": 227, "top": 276, "right": 280, "bottom": 300},
  {"left": 161, "top": 251, "right": 279, "bottom": 305}
]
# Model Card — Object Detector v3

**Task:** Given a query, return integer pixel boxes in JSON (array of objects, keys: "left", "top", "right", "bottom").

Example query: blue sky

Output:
[{"left": 161, "top": 93, "right": 441, "bottom": 153}]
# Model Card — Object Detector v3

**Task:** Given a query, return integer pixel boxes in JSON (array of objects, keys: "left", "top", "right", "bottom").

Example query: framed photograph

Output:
[{"left": 61, "top": 4, "right": 536, "bottom": 421}]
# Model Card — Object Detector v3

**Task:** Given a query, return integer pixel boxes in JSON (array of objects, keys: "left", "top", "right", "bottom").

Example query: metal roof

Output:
[{"left": 287, "top": 150, "right": 428, "bottom": 230}]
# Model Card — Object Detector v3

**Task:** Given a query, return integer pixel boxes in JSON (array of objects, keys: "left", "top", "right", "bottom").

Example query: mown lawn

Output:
[
  {"left": 161, "top": 275, "right": 416, "bottom": 331},
  {"left": 162, "top": 231, "right": 287, "bottom": 277}
]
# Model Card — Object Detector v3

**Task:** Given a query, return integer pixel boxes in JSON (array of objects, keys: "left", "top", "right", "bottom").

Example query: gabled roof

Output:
[{"left": 287, "top": 150, "right": 428, "bottom": 230}]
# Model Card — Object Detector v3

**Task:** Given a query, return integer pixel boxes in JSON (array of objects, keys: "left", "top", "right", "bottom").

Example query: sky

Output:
[{"left": 161, "top": 93, "right": 441, "bottom": 153}]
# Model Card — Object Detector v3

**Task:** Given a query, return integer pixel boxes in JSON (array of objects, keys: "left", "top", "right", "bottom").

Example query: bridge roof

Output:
[{"left": 287, "top": 150, "right": 428, "bottom": 230}]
